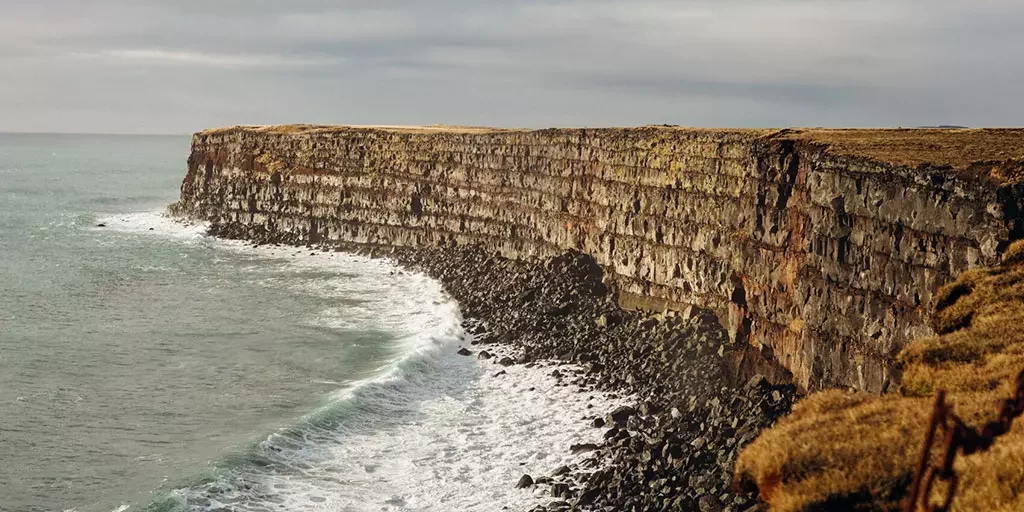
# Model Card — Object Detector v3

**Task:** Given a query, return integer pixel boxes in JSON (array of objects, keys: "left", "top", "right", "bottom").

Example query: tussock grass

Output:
[{"left": 736, "top": 240, "right": 1024, "bottom": 511}]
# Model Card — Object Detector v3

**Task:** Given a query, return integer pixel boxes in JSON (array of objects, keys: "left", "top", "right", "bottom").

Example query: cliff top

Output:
[
  {"left": 200, "top": 124, "right": 1024, "bottom": 183},
  {"left": 781, "top": 128, "right": 1024, "bottom": 178},
  {"left": 199, "top": 124, "right": 529, "bottom": 135}
]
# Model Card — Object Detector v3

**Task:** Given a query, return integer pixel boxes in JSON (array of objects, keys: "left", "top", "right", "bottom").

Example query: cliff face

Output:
[{"left": 172, "top": 125, "right": 1024, "bottom": 393}]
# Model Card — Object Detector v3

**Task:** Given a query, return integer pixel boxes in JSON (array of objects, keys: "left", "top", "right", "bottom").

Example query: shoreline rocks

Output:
[
  {"left": 194, "top": 223, "right": 796, "bottom": 510},
  {"left": 370, "top": 243, "right": 796, "bottom": 511}
]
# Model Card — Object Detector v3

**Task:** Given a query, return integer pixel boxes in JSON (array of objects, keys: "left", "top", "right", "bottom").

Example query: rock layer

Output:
[{"left": 171, "top": 124, "right": 1024, "bottom": 392}]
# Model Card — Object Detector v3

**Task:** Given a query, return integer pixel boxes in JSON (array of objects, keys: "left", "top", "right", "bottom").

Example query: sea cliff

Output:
[{"left": 171, "top": 125, "right": 1024, "bottom": 394}]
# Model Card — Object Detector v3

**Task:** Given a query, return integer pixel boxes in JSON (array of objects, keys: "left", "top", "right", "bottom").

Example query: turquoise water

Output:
[{"left": 0, "top": 134, "right": 622, "bottom": 512}]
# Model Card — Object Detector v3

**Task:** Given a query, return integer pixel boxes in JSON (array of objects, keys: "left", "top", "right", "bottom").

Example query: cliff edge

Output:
[{"left": 172, "top": 124, "right": 1024, "bottom": 394}]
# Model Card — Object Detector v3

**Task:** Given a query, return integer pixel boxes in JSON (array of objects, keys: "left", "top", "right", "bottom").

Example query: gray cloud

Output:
[{"left": 1, "top": 0, "right": 1023, "bottom": 133}]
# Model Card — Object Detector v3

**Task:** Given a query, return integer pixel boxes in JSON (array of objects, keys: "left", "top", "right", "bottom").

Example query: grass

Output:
[
  {"left": 735, "top": 240, "right": 1024, "bottom": 511},
  {"left": 783, "top": 128, "right": 1024, "bottom": 184}
]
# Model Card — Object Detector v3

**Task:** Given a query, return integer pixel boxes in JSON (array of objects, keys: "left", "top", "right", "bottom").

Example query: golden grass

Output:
[
  {"left": 785, "top": 128, "right": 1024, "bottom": 182},
  {"left": 736, "top": 240, "right": 1024, "bottom": 511}
]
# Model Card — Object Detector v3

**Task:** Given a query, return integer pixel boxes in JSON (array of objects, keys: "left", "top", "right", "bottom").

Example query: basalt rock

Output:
[{"left": 171, "top": 124, "right": 1024, "bottom": 393}]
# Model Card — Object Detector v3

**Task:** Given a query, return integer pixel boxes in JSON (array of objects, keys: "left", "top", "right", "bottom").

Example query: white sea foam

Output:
[
  {"left": 169, "top": 349, "right": 625, "bottom": 512},
  {"left": 93, "top": 210, "right": 208, "bottom": 241},
  {"left": 97, "top": 209, "right": 627, "bottom": 512}
]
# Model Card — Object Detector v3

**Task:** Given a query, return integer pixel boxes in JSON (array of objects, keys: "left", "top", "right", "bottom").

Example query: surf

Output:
[{"left": 95, "top": 210, "right": 625, "bottom": 512}]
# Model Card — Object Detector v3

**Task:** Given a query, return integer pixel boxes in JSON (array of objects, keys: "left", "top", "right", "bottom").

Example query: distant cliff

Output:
[{"left": 171, "top": 124, "right": 1024, "bottom": 393}]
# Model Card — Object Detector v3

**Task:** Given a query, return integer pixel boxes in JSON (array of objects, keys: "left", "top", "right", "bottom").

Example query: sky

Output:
[{"left": 2, "top": 0, "right": 1023, "bottom": 134}]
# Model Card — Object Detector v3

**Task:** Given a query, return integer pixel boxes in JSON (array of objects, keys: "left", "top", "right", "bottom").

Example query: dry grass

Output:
[
  {"left": 785, "top": 128, "right": 1024, "bottom": 185},
  {"left": 736, "top": 240, "right": 1024, "bottom": 511}
]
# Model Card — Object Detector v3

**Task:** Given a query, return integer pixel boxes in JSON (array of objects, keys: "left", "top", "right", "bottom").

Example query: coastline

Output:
[
  {"left": 202, "top": 220, "right": 796, "bottom": 511},
  {"left": 97, "top": 210, "right": 637, "bottom": 512},
  {"left": 164, "top": 124, "right": 1024, "bottom": 509}
]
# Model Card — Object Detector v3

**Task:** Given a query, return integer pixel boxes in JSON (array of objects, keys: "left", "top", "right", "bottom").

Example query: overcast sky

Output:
[{"left": 3, "top": 0, "right": 1023, "bottom": 134}]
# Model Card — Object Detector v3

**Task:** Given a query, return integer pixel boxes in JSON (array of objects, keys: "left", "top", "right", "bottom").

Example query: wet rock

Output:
[
  {"left": 608, "top": 406, "right": 636, "bottom": 426},
  {"left": 516, "top": 474, "right": 534, "bottom": 488},
  {"left": 570, "top": 443, "right": 599, "bottom": 454},
  {"left": 456, "top": 347, "right": 472, "bottom": 356},
  {"left": 576, "top": 487, "right": 602, "bottom": 506},
  {"left": 551, "top": 483, "right": 571, "bottom": 498},
  {"left": 477, "top": 350, "right": 493, "bottom": 360},
  {"left": 498, "top": 356, "right": 515, "bottom": 366}
]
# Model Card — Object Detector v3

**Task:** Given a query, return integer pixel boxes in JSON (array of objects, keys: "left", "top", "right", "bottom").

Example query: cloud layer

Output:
[{"left": 3, "top": 0, "right": 1022, "bottom": 133}]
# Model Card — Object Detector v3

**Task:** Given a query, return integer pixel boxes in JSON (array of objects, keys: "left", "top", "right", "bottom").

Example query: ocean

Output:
[{"left": 0, "top": 134, "right": 617, "bottom": 512}]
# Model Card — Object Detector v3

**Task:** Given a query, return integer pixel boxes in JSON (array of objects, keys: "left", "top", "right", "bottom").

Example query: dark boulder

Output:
[
  {"left": 570, "top": 442, "right": 599, "bottom": 454},
  {"left": 608, "top": 405, "right": 636, "bottom": 426},
  {"left": 551, "top": 483, "right": 571, "bottom": 498},
  {"left": 516, "top": 474, "right": 534, "bottom": 488}
]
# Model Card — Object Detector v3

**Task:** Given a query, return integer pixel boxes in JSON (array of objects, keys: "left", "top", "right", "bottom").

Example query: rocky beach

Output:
[{"left": 207, "top": 219, "right": 797, "bottom": 511}]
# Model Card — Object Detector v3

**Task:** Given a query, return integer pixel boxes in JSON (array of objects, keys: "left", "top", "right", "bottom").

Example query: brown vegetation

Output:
[
  {"left": 197, "top": 125, "right": 1024, "bottom": 185},
  {"left": 735, "top": 240, "right": 1024, "bottom": 511},
  {"left": 785, "top": 128, "right": 1024, "bottom": 178}
]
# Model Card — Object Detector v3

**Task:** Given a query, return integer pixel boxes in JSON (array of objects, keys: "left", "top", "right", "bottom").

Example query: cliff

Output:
[{"left": 171, "top": 124, "right": 1024, "bottom": 393}]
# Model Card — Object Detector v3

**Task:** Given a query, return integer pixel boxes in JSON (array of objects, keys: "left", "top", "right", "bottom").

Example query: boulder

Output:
[
  {"left": 608, "top": 405, "right": 636, "bottom": 426},
  {"left": 516, "top": 474, "right": 534, "bottom": 488}
]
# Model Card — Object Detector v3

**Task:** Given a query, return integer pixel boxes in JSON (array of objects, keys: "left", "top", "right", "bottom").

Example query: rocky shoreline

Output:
[
  {"left": 397, "top": 245, "right": 796, "bottom": 512},
  {"left": 208, "top": 223, "right": 795, "bottom": 511}
]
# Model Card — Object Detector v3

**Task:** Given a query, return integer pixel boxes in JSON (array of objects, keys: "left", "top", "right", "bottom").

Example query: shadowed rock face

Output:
[{"left": 172, "top": 125, "right": 1024, "bottom": 393}]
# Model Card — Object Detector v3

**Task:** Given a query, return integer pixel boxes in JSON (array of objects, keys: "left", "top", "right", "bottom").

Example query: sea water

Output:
[{"left": 0, "top": 134, "right": 620, "bottom": 512}]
